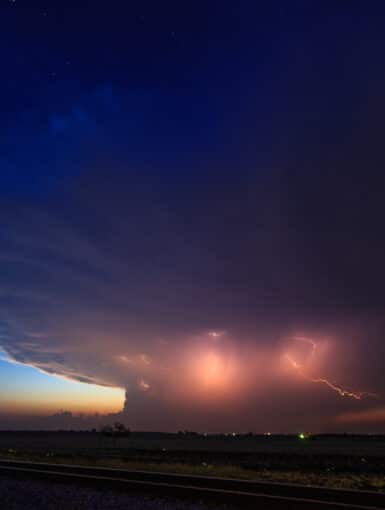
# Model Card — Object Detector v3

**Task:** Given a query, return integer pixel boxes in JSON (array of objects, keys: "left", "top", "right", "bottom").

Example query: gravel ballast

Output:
[{"left": 0, "top": 476, "right": 227, "bottom": 510}]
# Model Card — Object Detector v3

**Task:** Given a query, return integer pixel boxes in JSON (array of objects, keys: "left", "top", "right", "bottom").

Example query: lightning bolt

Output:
[{"left": 285, "top": 338, "right": 378, "bottom": 400}]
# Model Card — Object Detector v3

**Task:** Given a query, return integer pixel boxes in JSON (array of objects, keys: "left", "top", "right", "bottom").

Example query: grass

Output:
[{"left": 2, "top": 449, "right": 385, "bottom": 492}]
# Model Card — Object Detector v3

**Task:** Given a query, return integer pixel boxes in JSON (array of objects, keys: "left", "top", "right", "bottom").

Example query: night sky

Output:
[{"left": 1, "top": 1, "right": 385, "bottom": 432}]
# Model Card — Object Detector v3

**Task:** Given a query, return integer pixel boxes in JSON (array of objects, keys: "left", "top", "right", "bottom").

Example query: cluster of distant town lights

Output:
[{"left": 199, "top": 432, "right": 310, "bottom": 439}]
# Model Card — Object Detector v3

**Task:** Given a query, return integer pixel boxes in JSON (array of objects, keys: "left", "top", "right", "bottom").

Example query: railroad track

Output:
[{"left": 0, "top": 459, "right": 384, "bottom": 509}]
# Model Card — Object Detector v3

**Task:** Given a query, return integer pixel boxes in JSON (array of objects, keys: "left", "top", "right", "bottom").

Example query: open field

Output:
[
  {"left": 1, "top": 432, "right": 385, "bottom": 456},
  {"left": 1, "top": 432, "right": 385, "bottom": 492}
]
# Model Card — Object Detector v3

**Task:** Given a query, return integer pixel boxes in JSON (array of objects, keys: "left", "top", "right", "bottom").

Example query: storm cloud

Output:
[{"left": 1, "top": 165, "right": 384, "bottom": 432}]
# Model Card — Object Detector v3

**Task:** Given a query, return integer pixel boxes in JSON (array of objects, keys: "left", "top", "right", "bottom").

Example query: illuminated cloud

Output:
[
  {"left": 335, "top": 406, "right": 385, "bottom": 425},
  {"left": 0, "top": 170, "right": 384, "bottom": 431}
]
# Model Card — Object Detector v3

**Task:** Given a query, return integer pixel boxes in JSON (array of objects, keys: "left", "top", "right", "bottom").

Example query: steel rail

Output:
[{"left": 0, "top": 459, "right": 384, "bottom": 509}]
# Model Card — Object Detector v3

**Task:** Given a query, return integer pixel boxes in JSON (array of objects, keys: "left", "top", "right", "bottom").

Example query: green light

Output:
[{"left": 298, "top": 433, "right": 306, "bottom": 440}]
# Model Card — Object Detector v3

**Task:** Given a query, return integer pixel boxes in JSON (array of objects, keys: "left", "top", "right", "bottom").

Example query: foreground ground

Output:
[
  {"left": 0, "top": 477, "right": 227, "bottom": 510},
  {"left": 1, "top": 432, "right": 385, "bottom": 492}
]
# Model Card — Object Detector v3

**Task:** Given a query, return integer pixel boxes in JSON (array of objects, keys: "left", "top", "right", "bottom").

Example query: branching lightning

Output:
[{"left": 285, "top": 337, "right": 378, "bottom": 400}]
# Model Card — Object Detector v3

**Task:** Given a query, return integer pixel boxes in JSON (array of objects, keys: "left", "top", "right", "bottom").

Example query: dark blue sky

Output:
[
  {"left": 3, "top": 1, "right": 384, "bottom": 195},
  {"left": 1, "top": 1, "right": 385, "bottom": 432}
]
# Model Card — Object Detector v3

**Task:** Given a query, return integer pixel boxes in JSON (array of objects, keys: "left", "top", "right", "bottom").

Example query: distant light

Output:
[
  {"left": 298, "top": 433, "right": 306, "bottom": 440},
  {"left": 232, "top": 432, "right": 236, "bottom": 436},
  {"left": 264, "top": 432, "right": 271, "bottom": 436},
  {"left": 140, "top": 353, "right": 151, "bottom": 365},
  {"left": 138, "top": 379, "right": 150, "bottom": 391}
]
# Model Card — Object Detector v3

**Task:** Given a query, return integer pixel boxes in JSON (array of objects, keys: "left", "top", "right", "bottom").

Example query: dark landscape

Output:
[{"left": 1, "top": 432, "right": 385, "bottom": 491}]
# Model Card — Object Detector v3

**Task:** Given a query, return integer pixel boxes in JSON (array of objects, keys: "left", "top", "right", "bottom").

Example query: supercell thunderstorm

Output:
[{"left": 0, "top": 178, "right": 383, "bottom": 431}]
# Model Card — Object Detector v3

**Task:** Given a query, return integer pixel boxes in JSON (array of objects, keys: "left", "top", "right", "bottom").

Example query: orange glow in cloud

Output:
[
  {"left": 164, "top": 332, "right": 250, "bottom": 405},
  {"left": 192, "top": 351, "right": 233, "bottom": 390},
  {"left": 118, "top": 332, "right": 380, "bottom": 412}
]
